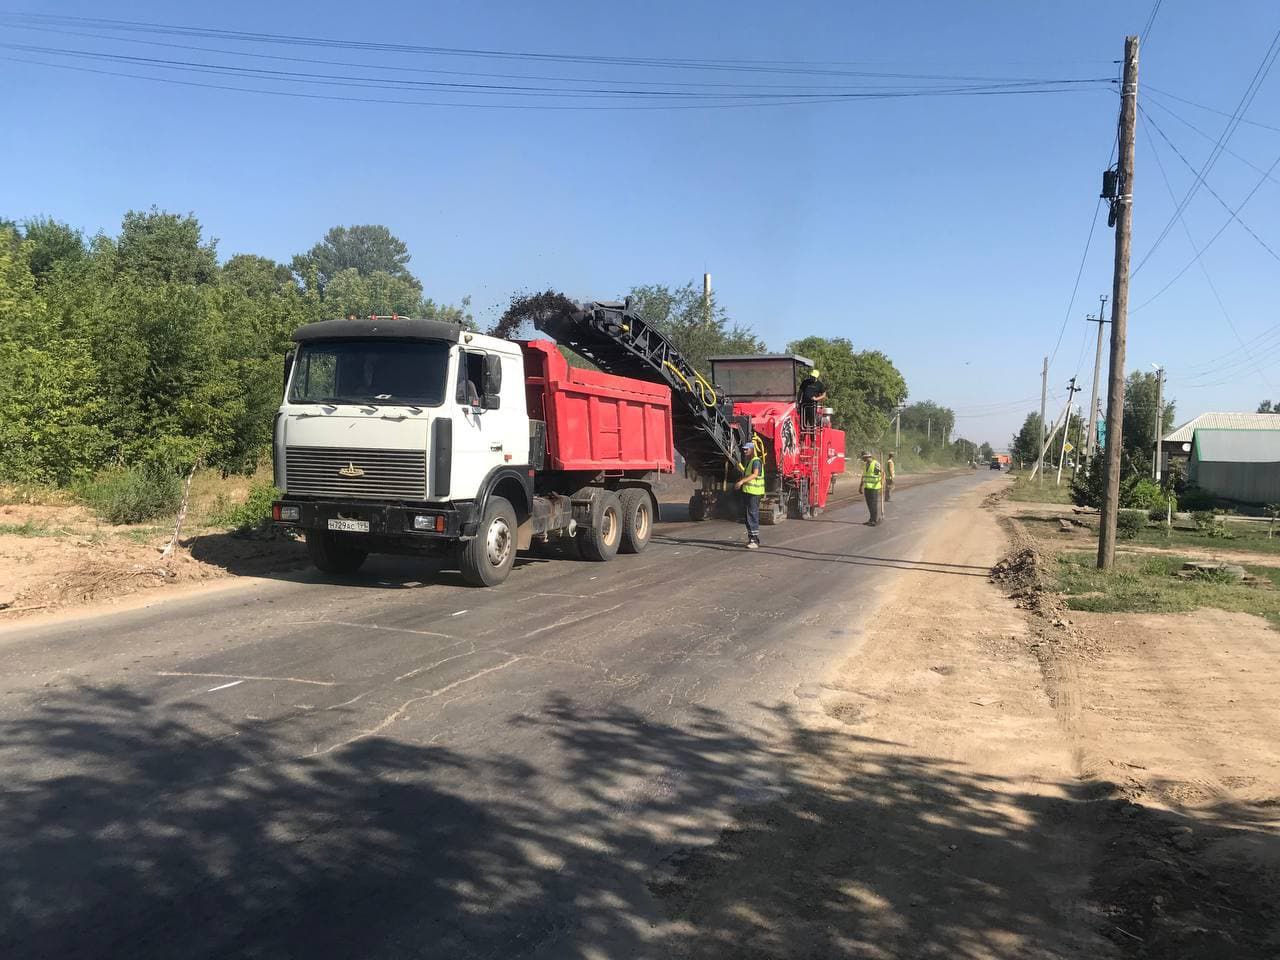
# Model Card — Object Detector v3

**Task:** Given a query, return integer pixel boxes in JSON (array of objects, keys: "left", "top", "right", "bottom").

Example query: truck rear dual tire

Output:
[
  {"left": 578, "top": 490, "right": 622, "bottom": 562},
  {"left": 305, "top": 530, "right": 369, "bottom": 575},
  {"left": 460, "top": 495, "right": 518, "bottom": 587},
  {"left": 619, "top": 488, "right": 652, "bottom": 554}
]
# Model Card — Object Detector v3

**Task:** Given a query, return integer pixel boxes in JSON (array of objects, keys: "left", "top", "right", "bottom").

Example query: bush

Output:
[
  {"left": 209, "top": 480, "right": 279, "bottom": 530},
  {"left": 1178, "top": 485, "right": 1216, "bottom": 511},
  {"left": 76, "top": 465, "right": 182, "bottom": 524},
  {"left": 1116, "top": 509, "right": 1147, "bottom": 539},
  {"left": 1126, "top": 478, "right": 1167, "bottom": 513}
]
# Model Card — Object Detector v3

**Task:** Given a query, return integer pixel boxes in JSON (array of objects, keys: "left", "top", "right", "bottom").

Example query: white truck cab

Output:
[{"left": 273, "top": 317, "right": 535, "bottom": 582}]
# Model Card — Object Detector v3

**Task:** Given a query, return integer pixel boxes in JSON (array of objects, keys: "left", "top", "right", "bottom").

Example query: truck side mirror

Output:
[
  {"left": 483, "top": 354, "right": 503, "bottom": 395},
  {"left": 482, "top": 393, "right": 501, "bottom": 410},
  {"left": 283, "top": 349, "right": 295, "bottom": 395}
]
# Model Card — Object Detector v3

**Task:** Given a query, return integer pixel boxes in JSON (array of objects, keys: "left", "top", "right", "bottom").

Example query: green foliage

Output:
[
  {"left": 1010, "top": 412, "right": 1044, "bottom": 465},
  {"left": 209, "top": 481, "right": 280, "bottom": 530},
  {"left": 785, "top": 335, "right": 907, "bottom": 446},
  {"left": 1258, "top": 400, "right": 1279, "bottom": 414},
  {"left": 627, "top": 282, "right": 765, "bottom": 374},
  {"left": 900, "top": 400, "right": 954, "bottom": 440},
  {"left": 1122, "top": 370, "right": 1175, "bottom": 477},
  {"left": 979, "top": 441, "right": 994, "bottom": 460},
  {"left": 1054, "top": 551, "right": 1280, "bottom": 628},
  {"left": 291, "top": 224, "right": 414, "bottom": 292},
  {"left": 1127, "top": 478, "right": 1168, "bottom": 514},
  {"left": 75, "top": 465, "right": 182, "bottom": 524},
  {"left": 116, "top": 208, "right": 218, "bottom": 284},
  {"left": 0, "top": 212, "right": 472, "bottom": 485},
  {"left": 1116, "top": 509, "right": 1147, "bottom": 539}
]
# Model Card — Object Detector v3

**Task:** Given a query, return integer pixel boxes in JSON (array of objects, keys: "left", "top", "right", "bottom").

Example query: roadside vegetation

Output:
[
  {"left": 1053, "top": 551, "right": 1280, "bottom": 627},
  {"left": 2, "top": 210, "right": 990, "bottom": 532}
]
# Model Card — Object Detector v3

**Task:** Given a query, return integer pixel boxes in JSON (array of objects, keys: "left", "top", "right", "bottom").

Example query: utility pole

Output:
[
  {"left": 1152, "top": 365, "right": 1164, "bottom": 481},
  {"left": 894, "top": 407, "right": 902, "bottom": 453},
  {"left": 1036, "top": 355, "right": 1049, "bottom": 483},
  {"left": 1085, "top": 294, "right": 1109, "bottom": 459},
  {"left": 1098, "top": 35, "right": 1139, "bottom": 571},
  {"left": 927, "top": 418, "right": 932, "bottom": 441},
  {"left": 703, "top": 273, "right": 712, "bottom": 325},
  {"left": 1056, "top": 377, "right": 1079, "bottom": 485}
]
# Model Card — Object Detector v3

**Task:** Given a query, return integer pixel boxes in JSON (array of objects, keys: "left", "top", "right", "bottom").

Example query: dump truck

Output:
[{"left": 272, "top": 317, "right": 674, "bottom": 587}]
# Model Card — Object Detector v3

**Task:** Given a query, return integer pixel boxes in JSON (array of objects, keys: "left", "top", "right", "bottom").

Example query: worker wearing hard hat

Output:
[
  {"left": 858, "top": 450, "right": 883, "bottom": 526},
  {"left": 734, "top": 439, "right": 765, "bottom": 549},
  {"left": 798, "top": 369, "right": 827, "bottom": 428}
]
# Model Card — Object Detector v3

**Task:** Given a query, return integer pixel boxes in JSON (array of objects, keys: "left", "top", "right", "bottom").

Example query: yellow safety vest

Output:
[
  {"left": 743, "top": 455, "right": 766, "bottom": 495},
  {"left": 862, "top": 458, "right": 883, "bottom": 490}
]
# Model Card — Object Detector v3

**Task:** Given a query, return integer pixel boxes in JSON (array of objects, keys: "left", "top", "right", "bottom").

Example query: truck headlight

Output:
[{"left": 413, "top": 514, "right": 446, "bottom": 532}]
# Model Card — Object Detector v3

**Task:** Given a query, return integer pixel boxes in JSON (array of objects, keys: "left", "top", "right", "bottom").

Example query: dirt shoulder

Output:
[{"left": 653, "top": 478, "right": 1280, "bottom": 958}]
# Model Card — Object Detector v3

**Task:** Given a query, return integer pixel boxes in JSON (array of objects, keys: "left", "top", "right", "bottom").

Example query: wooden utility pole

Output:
[
  {"left": 1085, "top": 295, "right": 1109, "bottom": 459},
  {"left": 1098, "top": 35, "right": 1139, "bottom": 570},
  {"left": 1036, "top": 355, "right": 1048, "bottom": 482},
  {"left": 1056, "top": 377, "right": 1079, "bottom": 485},
  {"left": 1153, "top": 365, "right": 1164, "bottom": 481}
]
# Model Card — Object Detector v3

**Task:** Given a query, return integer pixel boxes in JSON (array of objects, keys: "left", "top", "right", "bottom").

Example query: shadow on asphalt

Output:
[
  {"left": 652, "top": 534, "right": 993, "bottom": 577},
  {"left": 3, "top": 687, "right": 1277, "bottom": 958}
]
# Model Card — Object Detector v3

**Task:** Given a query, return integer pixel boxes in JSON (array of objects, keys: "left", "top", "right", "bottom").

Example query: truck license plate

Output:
[{"left": 327, "top": 518, "right": 370, "bottom": 533}]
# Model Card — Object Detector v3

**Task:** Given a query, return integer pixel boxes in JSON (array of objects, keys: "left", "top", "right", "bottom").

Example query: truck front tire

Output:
[
  {"left": 578, "top": 490, "right": 622, "bottom": 562},
  {"left": 619, "top": 489, "right": 652, "bottom": 554},
  {"left": 460, "top": 495, "right": 518, "bottom": 587},
  {"left": 305, "top": 530, "right": 369, "bottom": 575}
]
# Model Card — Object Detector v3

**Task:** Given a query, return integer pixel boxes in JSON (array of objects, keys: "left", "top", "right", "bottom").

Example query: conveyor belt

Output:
[{"left": 536, "top": 300, "right": 747, "bottom": 476}]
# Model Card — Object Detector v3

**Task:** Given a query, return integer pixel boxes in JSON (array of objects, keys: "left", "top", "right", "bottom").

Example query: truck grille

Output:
[{"left": 285, "top": 446, "right": 427, "bottom": 501}]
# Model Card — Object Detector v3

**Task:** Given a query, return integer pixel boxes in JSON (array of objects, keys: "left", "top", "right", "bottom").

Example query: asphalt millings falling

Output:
[{"left": 492, "top": 290, "right": 578, "bottom": 340}]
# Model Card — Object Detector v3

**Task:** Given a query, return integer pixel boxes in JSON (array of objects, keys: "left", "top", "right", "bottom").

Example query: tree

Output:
[
  {"left": 22, "top": 217, "right": 85, "bottom": 281},
  {"left": 1122, "top": 370, "right": 1176, "bottom": 477},
  {"left": 292, "top": 225, "right": 414, "bottom": 294},
  {"left": 979, "top": 441, "right": 994, "bottom": 460},
  {"left": 785, "top": 336, "right": 907, "bottom": 445},
  {"left": 1258, "top": 400, "right": 1279, "bottom": 413},
  {"left": 900, "top": 400, "right": 955, "bottom": 441},
  {"left": 115, "top": 208, "right": 218, "bottom": 285},
  {"left": 1010, "top": 412, "right": 1043, "bottom": 465},
  {"left": 627, "top": 281, "right": 764, "bottom": 373}
]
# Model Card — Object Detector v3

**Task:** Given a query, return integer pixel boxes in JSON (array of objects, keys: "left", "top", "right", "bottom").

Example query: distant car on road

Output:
[{"left": 989, "top": 460, "right": 1003, "bottom": 470}]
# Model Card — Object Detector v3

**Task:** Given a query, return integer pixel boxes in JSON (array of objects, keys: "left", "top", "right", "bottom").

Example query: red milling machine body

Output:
[{"left": 707, "top": 354, "right": 846, "bottom": 524}]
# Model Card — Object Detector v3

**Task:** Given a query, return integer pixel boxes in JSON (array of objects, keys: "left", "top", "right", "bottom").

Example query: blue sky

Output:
[{"left": 3, "top": 1, "right": 1280, "bottom": 448}]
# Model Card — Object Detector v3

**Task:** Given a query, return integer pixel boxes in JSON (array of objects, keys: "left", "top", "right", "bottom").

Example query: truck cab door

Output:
[{"left": 452, "top": 348, "right": 526, "bottom": 500}]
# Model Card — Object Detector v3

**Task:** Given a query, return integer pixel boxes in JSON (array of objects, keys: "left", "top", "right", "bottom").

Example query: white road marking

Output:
[
  {"left": 285, "top": 619, "right": 453, "bottom": 639},
  {"left": 451, "top": 610, "right": 469, "bottom": 617},
  {"left": 207, "top": 680, "right": 244, "bottom": 692}
]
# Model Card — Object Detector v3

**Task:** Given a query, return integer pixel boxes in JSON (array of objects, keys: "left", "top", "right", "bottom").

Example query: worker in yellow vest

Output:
[
  {"left": 734, "top": 439, "right": 765, "bottom": 549},
  {"left": 858, "top": 450, "right": 883, "bottom": 526}
]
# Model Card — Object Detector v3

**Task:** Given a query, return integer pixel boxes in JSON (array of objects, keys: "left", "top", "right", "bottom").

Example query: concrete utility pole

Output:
[
  {"left": 1056, "top": 377, "right": 1079, "bottom": 486},
  {"left": 702, "top": 273, "right": 712, "bottom": 325},
  {"left": 894, "top": 407, "right": 902, "bottom": 453},
  {"left": 1085, "top": 295, "right": 1109, "bottom": 459},
  {"left": 927, "top": 418, "right": 932, "bottom": 441},
  {"left": 1152, "top": 364, "right": 1164, "bottom": 481},
  {"left": 1098, "top": 35, "right": 1139, "bottom": 571},
  {"left": 1036, "top": 355, "right": 1049, "bottom": 483}
]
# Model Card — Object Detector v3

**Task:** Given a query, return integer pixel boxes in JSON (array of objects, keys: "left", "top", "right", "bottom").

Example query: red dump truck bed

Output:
[{"left": 520, "top": 339, "right": 675, "bottom": 474}]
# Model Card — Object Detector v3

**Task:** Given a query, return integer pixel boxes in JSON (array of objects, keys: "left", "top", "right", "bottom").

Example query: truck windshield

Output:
[{"left": 289, "top": 339, "right": 450, "bottom": 406}]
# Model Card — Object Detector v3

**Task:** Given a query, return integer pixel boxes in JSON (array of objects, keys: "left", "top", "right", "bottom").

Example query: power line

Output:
[
  {"left": 1140, "top": 0, "right": 1165, "bottom": 43},
  {"left": 1146, "top": 85, "right": 1280, "bottom": 135},
  {"left": 1144, "top": 95, "right": 1280, "bottom": 187},
  {"left": 1139, "top": 110, "right": 1275, "bottom": 392},
  {"left": 1131, "top": 26, "right": 1280, "bottom": 275},
  {"left": 0, "top": 13, "right": 1119, "bottom": 82},
  {"left": 1139, "top": 105, "right": 1280, "bottom": 264}
]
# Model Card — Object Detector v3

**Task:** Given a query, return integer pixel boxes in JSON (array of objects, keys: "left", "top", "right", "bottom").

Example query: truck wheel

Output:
[
  {"left": 619, "top": 489, "right": 652, "bottom": 554},
  {"left": 305, "top": 530, "right": 368, "bottom": 575},
  {"left": 578, "top": 490, "right": 622, "bottom": 562},
  {"left": 688, "top": 493, "right": 708, "bottom": 523},
  {"left": 459, "top": 495, "right": 518, "bottom": 587}
]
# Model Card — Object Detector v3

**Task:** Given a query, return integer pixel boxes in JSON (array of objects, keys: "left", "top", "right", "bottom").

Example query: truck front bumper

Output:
[{"left": 272, "top": 498, "right": 479, "bottom": 540}]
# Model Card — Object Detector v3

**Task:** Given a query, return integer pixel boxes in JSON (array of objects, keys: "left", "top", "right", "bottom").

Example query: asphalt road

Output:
[{"left": 0, "top": 473, "right": 992, "bottom": 960}]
